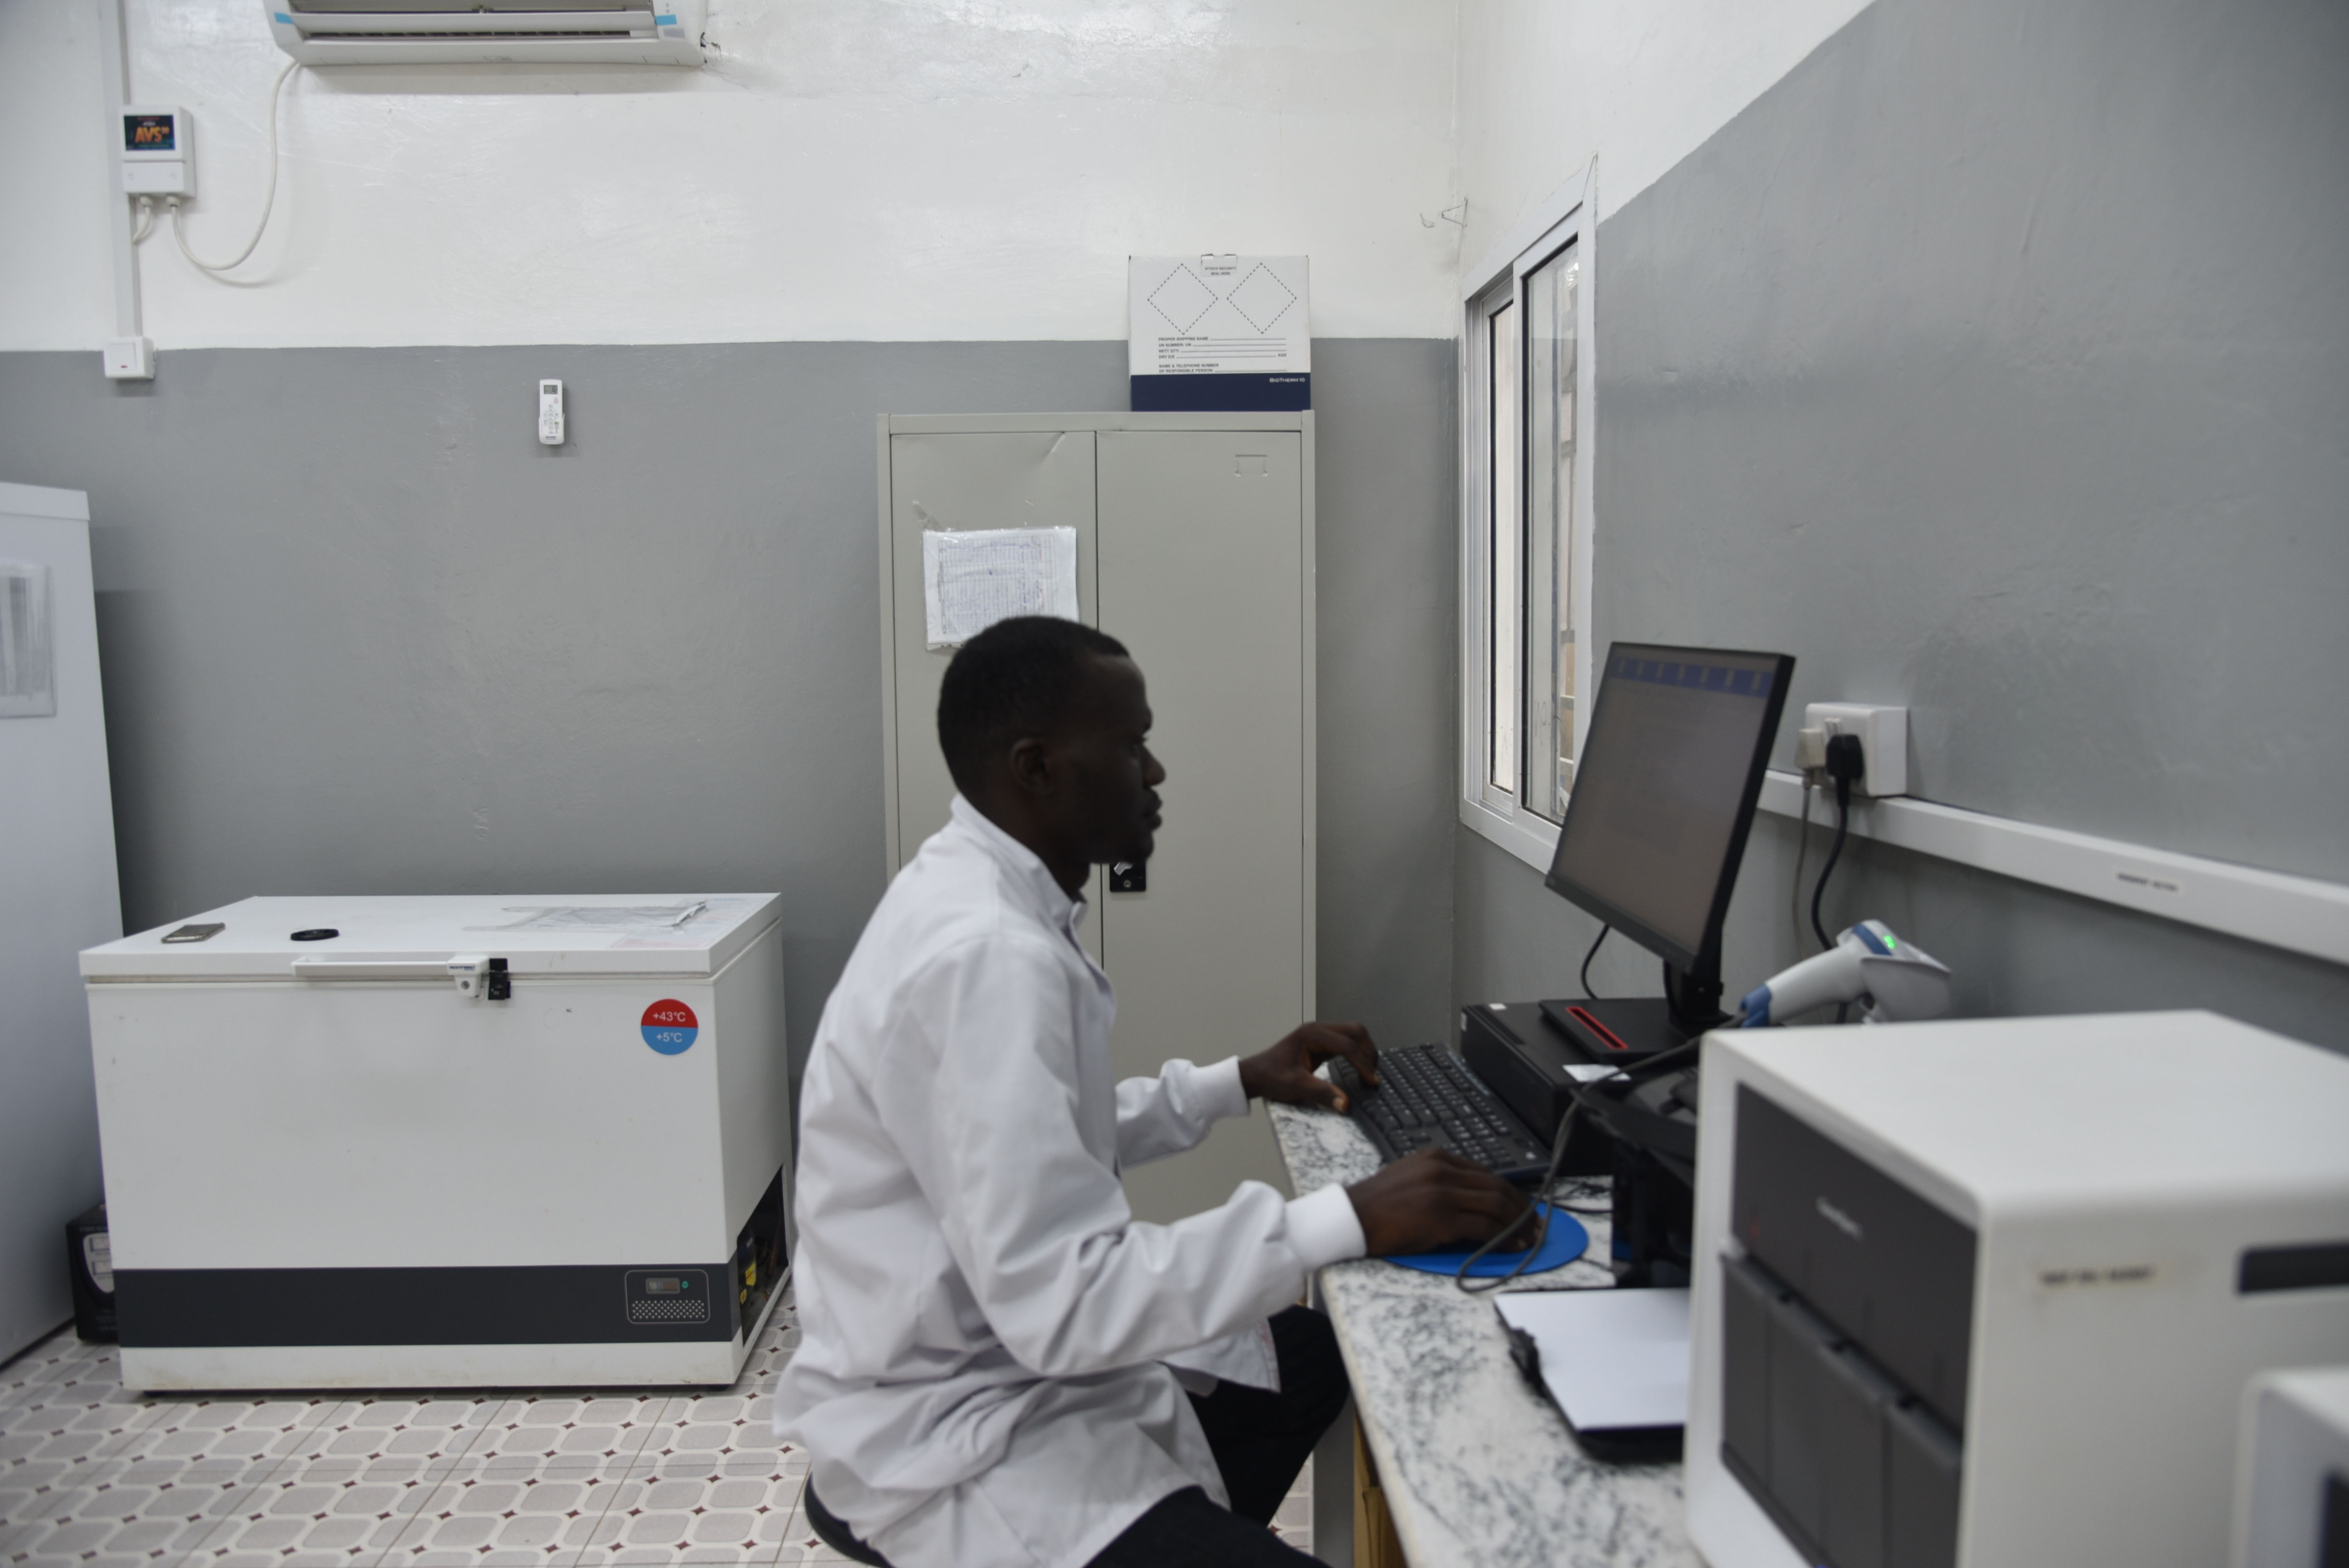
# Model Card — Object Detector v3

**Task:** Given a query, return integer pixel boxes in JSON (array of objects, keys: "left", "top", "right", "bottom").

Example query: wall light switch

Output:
[
  {"left": 538, "top": 379, "right": 565, "bottom": 445},
  {"left": 1803, "top": 702, "right": 1908, "bottom": 797},
  {"left": 103, "top": 337, "right": 155, "bottom": 381}
]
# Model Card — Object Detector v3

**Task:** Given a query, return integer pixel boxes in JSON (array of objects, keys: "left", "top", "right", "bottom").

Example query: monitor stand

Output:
[{"left": 1539, "top": 960, "right": 1727, "bottom": 1065}]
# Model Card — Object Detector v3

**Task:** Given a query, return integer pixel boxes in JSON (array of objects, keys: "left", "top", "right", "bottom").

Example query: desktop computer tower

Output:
[{"left": 1684, "top": 1012, "right": 2349, "bottom": 1568}]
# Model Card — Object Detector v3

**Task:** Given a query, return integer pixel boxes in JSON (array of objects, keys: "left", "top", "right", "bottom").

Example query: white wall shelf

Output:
[{"left": 1758, "top": 770, "right": 2349, "bottom": 967}]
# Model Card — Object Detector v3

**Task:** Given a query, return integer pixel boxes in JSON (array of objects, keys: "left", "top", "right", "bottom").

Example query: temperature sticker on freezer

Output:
[{"left": 641, "top": 1000, "right": 699, "bottom": 1055}]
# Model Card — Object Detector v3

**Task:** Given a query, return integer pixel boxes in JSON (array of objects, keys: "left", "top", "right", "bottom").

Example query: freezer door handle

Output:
[
  {"left": 291, "top": 960, "right": 456, "bottom": 982},
  {"left": 293, "top": 957, "right": 513, "bottom": 997}
]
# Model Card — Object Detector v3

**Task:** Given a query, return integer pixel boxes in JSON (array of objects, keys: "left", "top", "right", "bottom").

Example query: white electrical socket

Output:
[
  {"left": 538, "top": 380, "right": 565, "bottom": 446},
  {"left": 1803, "top": 702, "right": 1908, "bottom": 797}
]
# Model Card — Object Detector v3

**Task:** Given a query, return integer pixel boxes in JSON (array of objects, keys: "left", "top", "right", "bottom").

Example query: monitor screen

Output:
[{"left": 1544, "top": 643, "right": 1793, "bottom": 970}]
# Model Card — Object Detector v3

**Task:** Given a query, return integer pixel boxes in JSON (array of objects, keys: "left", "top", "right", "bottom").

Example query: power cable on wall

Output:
[{"left": 162, "top": 59, "right": 299, "bottom": 278}]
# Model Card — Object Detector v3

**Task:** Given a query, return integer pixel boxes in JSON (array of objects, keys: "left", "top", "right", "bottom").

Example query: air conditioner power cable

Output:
[{"left": 169, "top": 59, "right": 298, "bottom": 276}]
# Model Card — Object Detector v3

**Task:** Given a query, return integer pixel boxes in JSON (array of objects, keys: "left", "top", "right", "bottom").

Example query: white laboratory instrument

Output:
[
  {"left": 1737, "top": 919, "right": 1951, "bottom": 1026},
  {"left": 82, "top": 893, "right": 790, "bottom": 1390},
  {"left": 2233, "top": 1366, "right": 2349, "bottom": 1568},
  {"left": 1686, "top": 1012, "right": 2349, "bottom": 1568}
]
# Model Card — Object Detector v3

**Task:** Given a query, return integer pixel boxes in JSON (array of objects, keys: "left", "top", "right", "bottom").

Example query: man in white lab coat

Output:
[{"left": 777, "top": 616, "right": 1527, "bottom": 1568}]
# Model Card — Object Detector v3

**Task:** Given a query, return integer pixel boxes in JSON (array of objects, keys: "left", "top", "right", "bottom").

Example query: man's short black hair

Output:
[{"left": 937, "top": 616, "right": 1132, "bottom": 792}]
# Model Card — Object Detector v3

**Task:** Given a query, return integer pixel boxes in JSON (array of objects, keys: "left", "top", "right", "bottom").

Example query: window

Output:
[
  {"left": 1460, "top": 167, "right": 1596, "bottom": 869},
  {"left": 1486, "top": 297, "right": 1518, "bottom": 793}
]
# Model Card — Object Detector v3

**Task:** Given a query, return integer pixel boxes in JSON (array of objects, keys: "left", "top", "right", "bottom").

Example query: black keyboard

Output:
[{"left": 1328, "top": 1042, "right": 1550, "bottom": 1176}]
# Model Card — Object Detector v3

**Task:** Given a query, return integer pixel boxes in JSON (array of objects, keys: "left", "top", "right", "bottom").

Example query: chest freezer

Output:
[{"left": 82, "top": 893, "right": 790, "bottom": 1390}]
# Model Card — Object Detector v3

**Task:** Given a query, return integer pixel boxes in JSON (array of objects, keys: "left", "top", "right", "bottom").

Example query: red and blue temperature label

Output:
[{"left": 642, "top": 999, "right": 699, "bottom": 1055}]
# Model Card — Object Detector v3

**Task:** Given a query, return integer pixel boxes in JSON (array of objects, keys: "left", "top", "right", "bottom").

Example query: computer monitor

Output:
[{"left": 1542, "top": 641, "right": 1794, "bottom": 1052}]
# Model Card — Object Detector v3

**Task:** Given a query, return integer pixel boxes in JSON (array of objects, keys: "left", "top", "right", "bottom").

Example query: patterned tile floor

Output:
[{"left": 0, "top": 1288, "right": 1313, "bottom": 1567}]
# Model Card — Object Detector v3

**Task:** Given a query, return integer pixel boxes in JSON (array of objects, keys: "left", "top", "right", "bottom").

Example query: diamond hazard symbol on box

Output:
[
  {"left": 1148, "top": 265, "right": 1219, "bottom": 333},
  {"left": 1227, "top": 264, "right": 1299, "bottom": 333}
]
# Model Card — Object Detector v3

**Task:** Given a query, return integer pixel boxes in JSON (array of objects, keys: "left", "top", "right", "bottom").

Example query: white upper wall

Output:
[
  {"left": 1, "top": 0, "right": 1460, "bottom": 350},
  {"left": 5, "top": 2, "right": 1882, "bottom": 352},
  {"left": 1454, "top": 0, "right": 1873, "bottom": 284}
]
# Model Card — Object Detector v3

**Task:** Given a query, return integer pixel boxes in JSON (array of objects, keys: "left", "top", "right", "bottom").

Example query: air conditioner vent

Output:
[
  {"left": 300, "top": 28, "right": 648, "bottom": 40},
  {"left": 289, "top": 0, "right": 646, "bottom": 10},
  {"left": 265, "top": 0, "right": 702, "bottom": 65}
]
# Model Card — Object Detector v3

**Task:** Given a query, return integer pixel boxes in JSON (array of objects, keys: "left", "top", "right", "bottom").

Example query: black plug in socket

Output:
[{"left": 1823, "top": 731, "right": 1866, "bottom": 786}]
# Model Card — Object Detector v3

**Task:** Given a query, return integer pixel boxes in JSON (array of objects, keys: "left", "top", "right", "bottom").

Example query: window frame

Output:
[{"left": 1457, "top": 164, "right": 1599, "bottom": 872}]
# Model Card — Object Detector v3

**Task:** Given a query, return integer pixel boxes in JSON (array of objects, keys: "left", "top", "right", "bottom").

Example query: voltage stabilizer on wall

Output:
[{"left": 118, "top": 107, "right": 192, "bottom": 197}]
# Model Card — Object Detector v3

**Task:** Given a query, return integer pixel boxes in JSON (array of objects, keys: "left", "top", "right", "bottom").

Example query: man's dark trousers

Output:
[
  {"left": 1089, "top": 1303, "right": 1349, "bottom": 1566},
  {"left": 806, "top": 1306, "right": 1349, "bottom": 1568}
]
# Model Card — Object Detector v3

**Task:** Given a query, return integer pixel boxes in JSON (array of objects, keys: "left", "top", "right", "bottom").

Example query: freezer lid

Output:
[{"left": 80, "top": 894, "right": 782, "bottom": 980}]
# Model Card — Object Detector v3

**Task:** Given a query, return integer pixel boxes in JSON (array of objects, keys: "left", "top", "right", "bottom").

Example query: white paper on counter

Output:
[
  {"left": 1495, "top": 1286, "right": 1691, "bottom": 1432},
  {"left": 922, "top": 527, "right": 1080, "bottom": 649}
]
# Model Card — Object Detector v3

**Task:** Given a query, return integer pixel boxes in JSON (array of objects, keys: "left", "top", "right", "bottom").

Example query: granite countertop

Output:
[{"left": 1271, "top": 1098, "right": 1699, "bottom": 1568}]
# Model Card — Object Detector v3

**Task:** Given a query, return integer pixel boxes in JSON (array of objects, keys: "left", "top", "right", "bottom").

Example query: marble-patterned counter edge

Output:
[{"left": 1268, "top": 1099, "right": 1700, "bottom": 1568}]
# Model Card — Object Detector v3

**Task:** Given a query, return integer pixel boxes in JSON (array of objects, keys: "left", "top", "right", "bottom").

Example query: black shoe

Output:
[{"left": 802, "top": 1479, "right": 893, "bottom": 1568}]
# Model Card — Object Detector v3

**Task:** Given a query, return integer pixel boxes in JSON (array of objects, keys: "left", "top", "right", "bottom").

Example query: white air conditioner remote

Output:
[{"left": 538, "top": 379, "right": 564, "bottom": 446}]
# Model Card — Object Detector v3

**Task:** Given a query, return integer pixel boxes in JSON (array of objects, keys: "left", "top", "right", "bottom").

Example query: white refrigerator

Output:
[
  {"left": 82, "top": 893, "right": 791, "bottom": 1390},
  {"left": 0, "top": 481, "right": 121, "bottom": 1363}
]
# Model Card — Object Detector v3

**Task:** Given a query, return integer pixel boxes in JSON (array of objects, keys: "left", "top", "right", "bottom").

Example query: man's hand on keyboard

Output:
[
  {"left": 1344, "top": 1149, "right": 1532, "bottom": 1256},
  {"left": 1239, "top": 1021, "right": 1382, "bottom": 1114}
]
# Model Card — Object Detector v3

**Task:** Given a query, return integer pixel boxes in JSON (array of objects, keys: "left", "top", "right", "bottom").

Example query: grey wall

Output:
[
  {"left": 1458, "top": 0, "right": 2349, "bottom": 1048},
  {"left": 0, "top": 339, "right": 1458, "bottom": 1097},
  {"left": 1311, "top": 339, "right": 1460, "bottom": 1047}
]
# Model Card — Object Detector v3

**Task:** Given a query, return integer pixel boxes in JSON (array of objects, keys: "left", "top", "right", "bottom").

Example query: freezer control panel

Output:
[{"left": 624, "top": 1269, "right": 711, "bottom": 1327}]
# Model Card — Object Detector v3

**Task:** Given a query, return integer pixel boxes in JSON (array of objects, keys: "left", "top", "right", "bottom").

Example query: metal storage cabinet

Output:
[{"left": 878, "top": 413, "right": 1315, "bottom": 1224}]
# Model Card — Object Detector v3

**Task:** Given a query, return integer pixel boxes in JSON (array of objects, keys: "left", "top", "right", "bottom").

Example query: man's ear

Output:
[{"left": 1005, "top": 734, "right": 1053, "bottom": 797}]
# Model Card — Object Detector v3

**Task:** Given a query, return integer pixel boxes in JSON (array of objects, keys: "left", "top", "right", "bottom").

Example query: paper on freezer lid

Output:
[{"left": 80, "top": 893, "right": 782, "bottom": 980}]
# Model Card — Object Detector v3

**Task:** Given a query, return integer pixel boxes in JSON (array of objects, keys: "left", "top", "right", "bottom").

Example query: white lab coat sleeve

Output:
[
  {"left": 1113, "top": 1055, "right": 1249, "bottom": 1168},
  {"left": 872, "top": 934, "right": 1359, "bottom": 1381}
]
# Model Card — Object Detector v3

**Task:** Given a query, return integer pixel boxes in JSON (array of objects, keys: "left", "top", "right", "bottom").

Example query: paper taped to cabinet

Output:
[{"left": 922, "top": 527, "right": 1081, "bottom": 649}]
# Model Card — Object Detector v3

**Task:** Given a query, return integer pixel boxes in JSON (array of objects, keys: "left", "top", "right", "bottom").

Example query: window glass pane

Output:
[
  {"left": 1523, "top": 244, "right": 1578, "bottom": 821},
  {"left": 1487, "top": 301, "right": 1520, "bottom": 795}
]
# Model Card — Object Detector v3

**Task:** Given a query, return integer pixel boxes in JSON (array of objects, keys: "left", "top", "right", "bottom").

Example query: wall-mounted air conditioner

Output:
[{"left": 265, "top": 0, "right": 704, "bottom": 66}]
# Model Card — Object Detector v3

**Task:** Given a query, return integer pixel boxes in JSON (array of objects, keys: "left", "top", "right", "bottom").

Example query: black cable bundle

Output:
[{"left": 1808, "top": 733, "right": 1866, "bottom": 951}]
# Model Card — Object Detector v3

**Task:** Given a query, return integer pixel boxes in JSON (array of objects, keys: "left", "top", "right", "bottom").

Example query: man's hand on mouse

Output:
[
  {"left": 1344, "top": 1149, "right": 1534, "bottom": 1256},
  {"left": 1238, "top": 1021, "right": 1381, "bottom": 1114}
]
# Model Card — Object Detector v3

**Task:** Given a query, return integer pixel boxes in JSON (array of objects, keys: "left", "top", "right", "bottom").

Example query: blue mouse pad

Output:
[{"left": 1384, "top": 1204, "right": 1589, "bottom": 1278}]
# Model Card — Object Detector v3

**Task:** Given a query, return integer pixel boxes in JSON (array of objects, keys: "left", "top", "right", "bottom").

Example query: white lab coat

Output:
[{"left": 775, "top": 796, "right": 1365, "bottom": 1568}]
